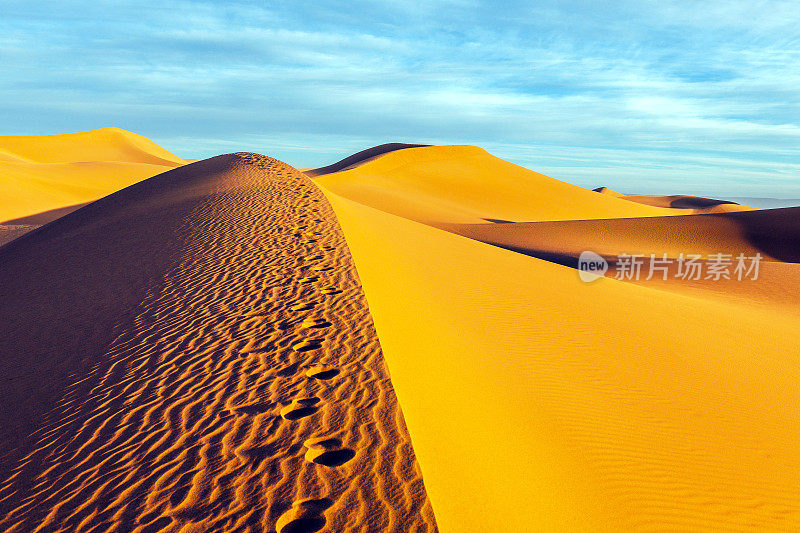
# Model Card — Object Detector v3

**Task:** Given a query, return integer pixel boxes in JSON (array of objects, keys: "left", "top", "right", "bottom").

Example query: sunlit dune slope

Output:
[
  {"left": 312, "top": 143, "right": 800, "bottom": 531},
  {"left": 318, "top": 187, "right": 800, "bottom": 532},
  {"left": 314, "top": 145, "right": 753, "bottom": 224},
  {"left": 0, "top": 154, "right": 435, "bottom": 532},
  {"left": 0, "top": 127, "right": 188, "bottom": 223}
]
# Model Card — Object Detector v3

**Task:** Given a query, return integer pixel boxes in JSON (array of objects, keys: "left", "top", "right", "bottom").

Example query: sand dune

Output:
[
  {"left": 314, "top": 145, "right": 756, "bottom": 225},
  {"left": 305, "top": 143, "right": 429, "bottom": 177},
  {"left": 5, "top": 136, "right": 799, "bottom": 532},
  {"left": 439, "top": 207, "right": 800, "bottom": 313},
  {"left": 0, "top": 154, "right": 435, "bottom": 532},
  {"left": 0, "top": 127, "right": 188, "bottom": 224},
  {"left": 312, "top": 144, "right": 800, "bottom": 531},
  {"left": 440, "top": 205, "right": 800, "bottom": 262},
  {"left": 594, "top": 187, "right": 754, "bottom": 213}
]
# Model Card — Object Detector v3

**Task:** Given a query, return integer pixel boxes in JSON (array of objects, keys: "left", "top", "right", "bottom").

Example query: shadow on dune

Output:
[
  {"left": 735, "top": 206, "right": 800, "bottom": 262},
  {"left": 305, "top": 143, "right": 430, "bottom": 177},
  {"left": 0, "top": 155, "right": 243, "bottom": 454},
  {"left": 1, "top": 202, "right": 91, "bottom": 226},
  {"left": 666, "top": 196, "right": 740, "bottom": 209},
  {"left": 441, "top": 206, "right": 800, "bottom": 268}
]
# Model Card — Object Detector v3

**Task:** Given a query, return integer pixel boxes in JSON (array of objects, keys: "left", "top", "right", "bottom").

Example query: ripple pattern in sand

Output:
[{"left": 0, "top": 154, "right": 437, "bottom": 533}]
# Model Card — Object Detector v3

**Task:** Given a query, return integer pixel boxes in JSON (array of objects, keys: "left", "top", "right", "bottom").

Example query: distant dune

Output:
[
  {"left": 315, "top": 145, "right": 754, "bottom": 225},
  {"left": 0, "top": 127, "right": 189, "bottom": 225},
  {"left": 593, "top": 187, "right": 754, "bottom": 213},
  {"left": 3, "top": 137, "right": 799, "bottom": 532}
]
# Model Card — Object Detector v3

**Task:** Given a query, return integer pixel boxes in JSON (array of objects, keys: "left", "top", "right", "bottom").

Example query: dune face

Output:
[
  {"left": 314, "top": 145, "right": 755, "bottom": 225},
  {"left": 311, "top": 145, "right": 800, "bottom": 531},
  {"left": 0, "top": 154, "right": 436, "bottom": 532},
  {"left": 0, "top": 127, "right": 188, "bottom": 226}
]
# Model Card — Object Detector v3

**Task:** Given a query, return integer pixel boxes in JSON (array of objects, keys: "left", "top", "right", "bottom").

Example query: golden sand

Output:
[
  {"left": 0, "top": 127, "right": 188, "bottom": 224},
  {"left": 3, "top": 134, "right": 799, "bottom": 532},
  {"left": 0, "top": 154, "right": 435, "bottom": 532},
  {"left": 313, "top": 145, "right": 800, "bottom": 531}
]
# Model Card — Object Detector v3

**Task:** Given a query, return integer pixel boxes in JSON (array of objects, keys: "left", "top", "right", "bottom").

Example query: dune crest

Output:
[
  {"left": 305, "top": 143, "right": 430, "bottom": 177},
  {"left": 0, "top": 154, "right": 436, "bottom": 532}
]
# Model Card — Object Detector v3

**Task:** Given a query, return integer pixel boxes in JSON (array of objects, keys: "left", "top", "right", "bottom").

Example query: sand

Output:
[
  {"left": 3, "top": 136, "right": 799, "bottom": 532},
  {"left": 0, "top": 127, "right": 189, "bottom": 225},
  {"left": 0, "top": 154, "right": 435, "bottom": 532},
  {"left": 312, "top": 144, "right": 800, "bottom": 531},
  {"left": 593, "top": 187, "right": 755, "bottom": 213}
]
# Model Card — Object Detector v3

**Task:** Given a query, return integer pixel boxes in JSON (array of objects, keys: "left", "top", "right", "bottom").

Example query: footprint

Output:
[
  {"left": 276, "top": 498, "right": 333, "bottom": 533},
  {"left": 290, "top": 302, "right": 317, "bottom": 311},
  {"left": 299, "top": 276, "right": 318, "bottom": 284},
  {"left": 311, "top": 266, "right": 333, "bottom": 272},
  {"left": 305, "top": 366, "right": 340, "bottom": 380},
  {"left": 320, "top": 288, "right": 342, "bottom": 295},
  {"left": 292, "top": 340, "right": 322, "bottom": 352},
  {"left": 303, "top": 437, "right": 355, "bottom": 467},
  {"left": 301, "top": 318, "right": 331, "bottom": 329},
  {"left": 280, "top": 398, "right": 321, "bottom": 420}
]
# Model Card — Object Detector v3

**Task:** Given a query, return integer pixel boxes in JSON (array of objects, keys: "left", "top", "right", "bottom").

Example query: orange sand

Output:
[
  {"left": 0, "top": 154, "right": 435, "bottom": 532},
  {"left": 3, "top": 135, "right": 799, "bottom": 532},
  {"left": 0, "top": 127, "right": 188, "bottom": 224},
  {"left": 313, "top": 145, "right": 800, "bottom": 531}
]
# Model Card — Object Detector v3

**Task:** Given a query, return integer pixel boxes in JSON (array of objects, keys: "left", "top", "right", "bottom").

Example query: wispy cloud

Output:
[{"left": 1, "top": 0, "right": 799, "bottom": 196}]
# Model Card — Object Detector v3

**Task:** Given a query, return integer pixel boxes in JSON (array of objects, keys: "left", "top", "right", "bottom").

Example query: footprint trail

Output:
[{"left": 0, "top": 153, "right": 437, "bottom": 532}]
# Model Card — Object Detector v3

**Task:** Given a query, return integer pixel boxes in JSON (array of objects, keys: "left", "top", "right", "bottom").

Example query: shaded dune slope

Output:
[
  {"left": 305, "top": 143, "right": 429, "bottom": 177},
  {"left": 0, "top": 154, "right": 436, "bottom": 532},
  {"left": 442, "top": 206, "right": 800, "bottom": 263}
]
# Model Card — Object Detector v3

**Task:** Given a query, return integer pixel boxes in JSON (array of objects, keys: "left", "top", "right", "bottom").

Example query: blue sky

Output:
[{"left": 2, "top": 0, "right": 800, "bottom": 197}]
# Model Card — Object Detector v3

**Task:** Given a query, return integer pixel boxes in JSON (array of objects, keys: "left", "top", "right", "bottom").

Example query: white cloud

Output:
[{"left": 1, "top": 0, "right": 799, "bottom": 197}]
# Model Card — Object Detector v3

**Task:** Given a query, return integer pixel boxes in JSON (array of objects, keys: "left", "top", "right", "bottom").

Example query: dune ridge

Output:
[
  {"left": 305, "top": 143, "right": 430, "bottom": 177},
  {"left": 0, "top": 154, "right": 436, "bottom": 532}
]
